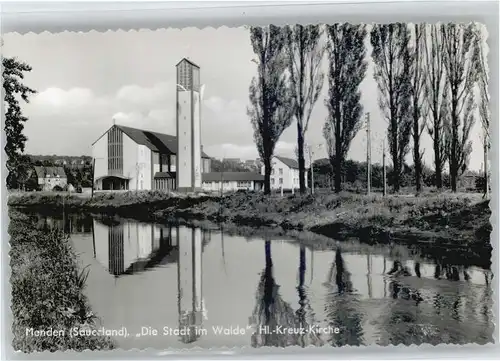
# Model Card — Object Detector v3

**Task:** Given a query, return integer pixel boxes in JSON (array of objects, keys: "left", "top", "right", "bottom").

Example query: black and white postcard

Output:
[{"left": 3, "top": 12, "right": 495, "bottom": 354}]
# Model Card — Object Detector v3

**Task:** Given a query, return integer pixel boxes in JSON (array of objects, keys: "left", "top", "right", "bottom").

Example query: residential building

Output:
[
  {"left": 201, "top": 172, "right": 264, "bottom": 193},
  {"left": 91, "top": 124, "right": 211, "bottom": 191},
  {"left": 34, "top": 166, "right": 68, "bottom": 191},
  {"left": 460, "top": 170, "right": 480, "bottom": 190},
  {"left": 261, "top": 156, "right": 308, "bottom": 191}
]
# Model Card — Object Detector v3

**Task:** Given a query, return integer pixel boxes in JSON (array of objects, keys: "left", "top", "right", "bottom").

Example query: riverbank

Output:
[
  {"left": 8, "top": 190, "right": 492, "bottom": 266},
  {"left": 9, "top": 210, "right": 115, "bottom": 352}
]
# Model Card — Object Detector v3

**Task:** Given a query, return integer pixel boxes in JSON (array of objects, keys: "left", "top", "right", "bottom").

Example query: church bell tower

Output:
[{"left": 176, "top": 58, "right": 202, "bottom": 192}]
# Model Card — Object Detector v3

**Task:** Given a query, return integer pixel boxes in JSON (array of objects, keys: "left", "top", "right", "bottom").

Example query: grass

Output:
[
  {"left": 8, "top": 190, "right": 492, "bottom": 264},
  {"left": 9, "top": 209, "right": 115, "bottom": 352}
]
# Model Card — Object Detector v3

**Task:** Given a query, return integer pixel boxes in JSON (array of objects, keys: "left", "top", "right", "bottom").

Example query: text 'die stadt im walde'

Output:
[{"left": 138, "top": 325, "right": 341, "bottom": 337}]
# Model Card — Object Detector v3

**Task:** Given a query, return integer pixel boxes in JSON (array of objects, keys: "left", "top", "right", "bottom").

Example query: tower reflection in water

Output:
[{"left": 92, "top": 219, "right": 209, "bottom": 344}]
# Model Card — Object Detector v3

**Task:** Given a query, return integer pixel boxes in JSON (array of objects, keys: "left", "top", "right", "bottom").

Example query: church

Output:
[
  {"left": 91, "top": 123, "right": 212, "bottom": 191},
  {"left": 91, "top": 58, "right": 211, "bottom": 192}
]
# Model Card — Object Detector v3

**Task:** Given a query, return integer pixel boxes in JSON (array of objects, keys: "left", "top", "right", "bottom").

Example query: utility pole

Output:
[
  {"left": 484, "top": 129, "right": 489, "bottom": 199},
  {"left": 383, "top": 137, "right": 387, "bottom": 197},
  {"left": 366, "top": 112, "right": 371, "bottom": 195},
  {"left": 309, "top": 145, "right": 315, "bottom": 195},
  {"left": 91, "top": 158, "right": 96, "bottom": 199},
  {"left": 220, "top": 160, "right": 224, "bottom": 197}
]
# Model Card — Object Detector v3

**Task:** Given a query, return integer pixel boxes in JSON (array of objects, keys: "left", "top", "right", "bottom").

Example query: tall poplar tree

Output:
[
  {"left": 410, "top": 24, "right": 427, "bottom": 193},
  {"left": 441, "top": 23, "right": 478, "bottom": 192},
  {"left": 248, "top": 26, "right": 293, "bottom": 194},
  {"left": 371, "top": 23, "right": 413, "bottom": 192},
  {"left": 285, "top": 25, "right": 325, "bottom": 193},
  {"left": 423, "top": 24, "right": 448, "bottom": 189},
  {"left": 474, "top": 26, "right": 490, "bottom": 197},
  {"left": 323, "top": 24, "right": 367, "bottom": 193}
]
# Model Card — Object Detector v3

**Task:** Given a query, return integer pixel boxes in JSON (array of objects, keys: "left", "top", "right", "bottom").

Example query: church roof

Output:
[
  {"left": 92, "top": 124, "right": 210, "bottom": 158},
  {"left": 176, "top": 57, "right": 200, "bottom": 69}
]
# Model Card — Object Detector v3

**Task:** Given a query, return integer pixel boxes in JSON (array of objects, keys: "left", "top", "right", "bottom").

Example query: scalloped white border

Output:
[{"left": 1, "top": 0, "right": 498, "bottom": 359}]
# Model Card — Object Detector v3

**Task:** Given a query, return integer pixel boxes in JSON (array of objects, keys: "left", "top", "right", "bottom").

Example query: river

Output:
[{"left": 25, "top": 212, "right": 494, "bottom": 349}]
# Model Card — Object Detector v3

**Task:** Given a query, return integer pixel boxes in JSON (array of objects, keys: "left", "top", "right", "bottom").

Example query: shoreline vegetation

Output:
[
  {"left": 9, "top": 210, "right": 115, "bottom": 352},
  {"left": 9, "top": 190, "right": 492, "bottom": 268}
]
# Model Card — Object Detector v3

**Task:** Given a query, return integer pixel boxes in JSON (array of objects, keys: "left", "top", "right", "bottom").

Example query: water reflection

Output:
[
  {"left": 177, "top": 227, "right": 204, "bottom": 343},
  {"left": 24, "top": 212, "right": 494, "bottom": 348},
  {"left": 295, "top": 246, "right": 323, "bottom": 347},
  {"left": 92, "top": 218, "right": 183, "bottom": 276},
  {"left": 250, "top": 241, "right": 298, "bottom": 347},
  {"left": 324, "top": 247, "right": 364, "bottom": 346},
  {"left": 92, "top": 218, "right": 210, "bottom": 344},
  {"left": 29, "top": 212, "right": 92, "bottom": 234}
]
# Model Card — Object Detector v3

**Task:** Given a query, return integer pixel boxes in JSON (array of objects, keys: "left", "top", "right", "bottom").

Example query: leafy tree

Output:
[
  {"left": 308, "top": 157, "right": 334, "bottom": 189},
  {"left": 371, "top": 23, "right": 413, "bottom": 192},
  {"left": 248, "top": 25, "right": 293, "bottom": 194},
  {"left": 210, "top": 158, "right": 249, "bottom": 173},
  {"left": 409, "top": 24, "right": 427, "bottom": 193},
  {"left": 3, "top": 57, "right": 36, "bottom": 189},
  {"left": 441, "top": 23, "right": 478, "bottom": 192},
  {"left": 474, "top": 26, "right": 490, "bottom": 197},
  {"left": 323, "top": 24, "right": 368, "bottom": 193},
  {"left": 6, "top": 154, "right": 35, "bottom": 191},
  {"left": 285, "top": 25, "right": 325, "bottom": 194},
  {"left": 423, "top": 24, "right": 448, "bottom": 189},
  {"left": 81, "top": 165, "right": 94, "bottom": 188}
]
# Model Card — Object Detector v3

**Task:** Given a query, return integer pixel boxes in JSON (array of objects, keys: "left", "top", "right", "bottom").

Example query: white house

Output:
[
  {"left": 34, "top": 166, "right": 68, "bottom": 191},
  {"left": 201, "top": 172, "right": 264, "bottom": 193},
  {"left": 91, "top": 124, "right": 211, "bottom": 191},
  {"left": 260, "top": 156, "right": 308, "bottom": 191}
]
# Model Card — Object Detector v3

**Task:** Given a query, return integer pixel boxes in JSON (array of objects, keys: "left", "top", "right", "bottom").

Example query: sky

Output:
[{"left": 3, "top": 25, "right": 488, "bottom": 171}]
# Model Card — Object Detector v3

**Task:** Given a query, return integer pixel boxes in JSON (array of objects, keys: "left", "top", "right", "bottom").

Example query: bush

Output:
[
  {"left": 9, "top": 210, "right": 114, "bottom": 352},
  {"left": 475, "top": 175, "right": 491, "bottom": 193}
]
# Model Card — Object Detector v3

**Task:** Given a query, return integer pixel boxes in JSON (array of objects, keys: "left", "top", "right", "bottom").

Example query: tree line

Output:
[
  {"left": 247, "top": 23, "right": 489, "bottom": 195},
  {"left": 4, "top": 24, "right": 489, "bottom": 195},
  {"left": 7, "top": 156, "right": 94, "bottom": 191},
  {"left": 310, "top": 157, "right": 485, "bottom": 193}
]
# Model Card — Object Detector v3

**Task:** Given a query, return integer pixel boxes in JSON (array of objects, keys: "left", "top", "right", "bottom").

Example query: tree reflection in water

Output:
[
  {"left": 324, "top": 246, "right": 364, "bottom": 347},
  {"left": 294, "top": 246, "right": 323, "bottom": 347},
  {"left": 250, "top": 240, "right": 297, "bottom": 348},
  {"left": 380, "top": 257, "right": 495, "bottom": 346}
]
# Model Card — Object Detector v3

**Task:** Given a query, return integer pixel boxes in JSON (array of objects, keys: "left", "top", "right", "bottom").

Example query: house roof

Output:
[
  {"left": 154, "top": 172, "right": 176, "bottom": 179},
  {"left": 92, "top": 125, "right": 210, "bottom": 158},
  {"left": 176, "top": 58, "right": 200, "bottom": 69},
  {"left": 275, "top": 156, "right": 299, "bottom": 169},
  {"left": 463, "top": 170, "right": 480, "bottom": 177},
  {"left": 34, "top": 166, "right": 67, "bottom": 178},
  {"left": 201, "top": 172, "right": 265, "bottom": 182}
]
